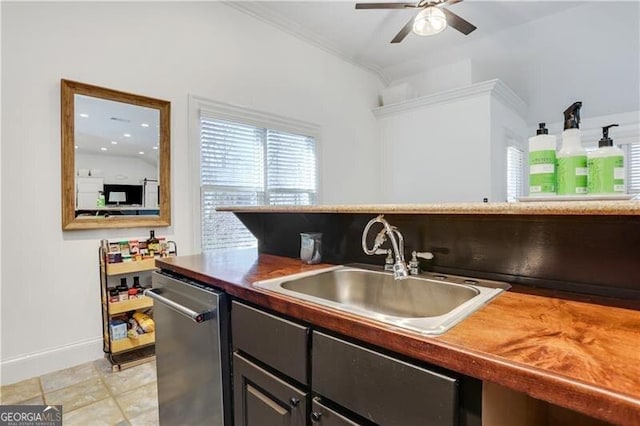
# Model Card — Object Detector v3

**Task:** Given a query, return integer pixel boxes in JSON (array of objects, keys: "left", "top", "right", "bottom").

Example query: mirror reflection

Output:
[
  {"left": 74, "top": 95, "right": 160, "bottom": 214},
  {"left": 61, "top": 79, "right": 171, "bottom": 230}
]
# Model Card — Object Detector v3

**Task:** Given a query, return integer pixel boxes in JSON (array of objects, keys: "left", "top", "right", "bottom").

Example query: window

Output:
[
  {"left": 198, "top": 106, "right": 318, "bottom": 252},
  {"left": 627, "top": 143, "right": 640, "bottom": 194},
  {"left": 506, "top": 146, "right": 524, "bottom": 202}
]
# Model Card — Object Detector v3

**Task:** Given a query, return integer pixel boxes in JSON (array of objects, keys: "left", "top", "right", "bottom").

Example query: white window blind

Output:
[
  {"left": 266, "top": 129, "right": 316, "bottom": 205},
  {"left": 627, "top": 143, "right": 640, "bottom": 194},
  {"left": 506, "top": 146, "right": 524, "bottom": 202},
  {"left": 200, "top": 114, "right": 317, "bottom": 251}
]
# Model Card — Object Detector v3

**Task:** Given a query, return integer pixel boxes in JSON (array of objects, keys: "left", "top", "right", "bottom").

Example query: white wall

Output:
[
  {"left": 0, "top": 1, "right": 4, "bottom": 380},
  {"left": 490, "top": 97, "right": 529, "bottom": 201},
  {"left": 387, "top": 59, "right": 473, "bottom": 101},
  {"left": 379, "top": 93, "right": 492, "bottom": 203},
  {"left": 1, "top": 2, "right": 383, "bottom": 384},
  {"left": 76, "top": 153, "right": 157, "bottom": 185},
  {"left": 378, "top": 80, "right": 528, "bottom": 203}
]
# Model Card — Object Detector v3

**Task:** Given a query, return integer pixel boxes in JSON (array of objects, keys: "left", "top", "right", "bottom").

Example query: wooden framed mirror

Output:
[{"left": 61, "top": 79, "right": 171, "bottom": 230}]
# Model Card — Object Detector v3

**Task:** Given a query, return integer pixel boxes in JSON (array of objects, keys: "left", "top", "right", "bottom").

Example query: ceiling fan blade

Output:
[
  {"left": 442, "top": 8, "right": 476, "bottom": 35},
  {"left": 391, "top": 16, "right": 416, "bottom": 43},
  {"left": 437, "top": 0, "right": 463, "bottom": 7},
  {"left": 356, "top": 3, "right": 418, "bottom": 9}
]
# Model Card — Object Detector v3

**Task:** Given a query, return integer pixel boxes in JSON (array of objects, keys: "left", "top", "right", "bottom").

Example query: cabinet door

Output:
[
  {"left": 77, "top": 192, "right": 99, "bottom": 209},
  {"left": 313, "top": 331, "right": 458, "bottom": 426},
  {"left": 233, "top": 352, "right": 307, "bottom": 426},
  {"left": 310, "top": 398, "right": 363, "bottom": 426}
]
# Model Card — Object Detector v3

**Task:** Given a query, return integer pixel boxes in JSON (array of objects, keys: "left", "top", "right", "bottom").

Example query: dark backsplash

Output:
[{"left": 235, "top": 212, "right": 640, "bottom": 299}]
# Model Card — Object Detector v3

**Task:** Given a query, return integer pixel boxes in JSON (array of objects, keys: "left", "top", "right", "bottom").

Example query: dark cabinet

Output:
[
  {"left": 230, "top": 301, "right": 480, "bottom": 426},
  {"left": 310, "top": 398, "right": 363, "bottom": 426},
  {"left": 232, "top": 301, "right": 309, "bottom": 384},
  {"left": 313, "top": 331, "right": 459, "bottom": 426},
  {"left": 233, "top": 352, "right": 308, "bottom": 426}
]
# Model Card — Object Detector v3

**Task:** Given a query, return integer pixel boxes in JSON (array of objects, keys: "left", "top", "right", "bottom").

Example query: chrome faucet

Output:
[{"left": 362, "top": 215, "right": 409, "bottom": 280}]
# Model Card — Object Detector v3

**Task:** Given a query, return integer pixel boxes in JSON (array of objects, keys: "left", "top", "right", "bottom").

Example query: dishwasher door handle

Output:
[{"left": 144, "top": 288, "right": 214, "bottom": 323}]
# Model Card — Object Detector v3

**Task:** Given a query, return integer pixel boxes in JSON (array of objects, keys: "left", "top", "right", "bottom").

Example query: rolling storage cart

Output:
[{"left": 98, "top": 237, "right": 176, "bottom": 371}]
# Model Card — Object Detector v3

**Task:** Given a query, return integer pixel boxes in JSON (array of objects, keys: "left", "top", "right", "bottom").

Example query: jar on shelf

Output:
[{"left": 128, "top": 288, "right": 138, "bottom": 300}]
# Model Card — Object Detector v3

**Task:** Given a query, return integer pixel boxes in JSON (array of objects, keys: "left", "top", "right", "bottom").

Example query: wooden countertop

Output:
[
  {"left": 216, "top": 200, "right": 640, "bottom": 216},
  {"left": 156, "top": 250, "right": 640, "bottom": 425}
]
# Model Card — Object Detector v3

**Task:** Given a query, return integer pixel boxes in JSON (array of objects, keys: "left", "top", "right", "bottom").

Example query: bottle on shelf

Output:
[
  {"left": 133, "top": 276, "right": 143, "bottom": 297},
  {"left": 557, "top": 102, "right": 588, "bottom": 195},
  {"left": 97, "top": 191, "right": 106, "bottom": 207},
  {"left": 118, "top": 278, "right": 129, "bottom": 301},
  {"left": 588, "top": 124, "right": 625, "bottom": 194},
  {"left": 109, "top": 288, "right": 119, "bottom": 303},
  {"left": 528, "top": 123, "right": 557, "bottom": 196},
  {"left": 147, "top": 230, "right": 160, "bottom": 258}
]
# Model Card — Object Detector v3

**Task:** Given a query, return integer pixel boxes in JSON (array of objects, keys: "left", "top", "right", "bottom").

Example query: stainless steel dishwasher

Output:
[{"left": 147, "top": 271, "right": 231, "bottom": 426}]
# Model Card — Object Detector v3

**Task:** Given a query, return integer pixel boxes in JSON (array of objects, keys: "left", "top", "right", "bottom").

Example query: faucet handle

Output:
[
  {"left": 409, "top": 251, "right": 434, "bottom": 275},
  {"left": 384, "top": 249, "right": 394, "bottom": 272},
  {"left": 415, "top": 251, "right": 434, "bottom": 260}
]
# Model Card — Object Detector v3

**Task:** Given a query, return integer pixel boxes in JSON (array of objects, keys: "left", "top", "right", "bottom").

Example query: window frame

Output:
[{"left": 189, "top": 95, "right": 322, "bottom": 251}]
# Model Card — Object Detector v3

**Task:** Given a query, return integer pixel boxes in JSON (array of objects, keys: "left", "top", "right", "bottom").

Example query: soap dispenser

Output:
[
  {"left": 588, "top": 124, "right": 625, "bottom": 194},
  {"left": 528, "top": 122, "right": 557, "bottom": 196},
  {"left": 557, "top": 102, "right": 588, "bottom": 195}
]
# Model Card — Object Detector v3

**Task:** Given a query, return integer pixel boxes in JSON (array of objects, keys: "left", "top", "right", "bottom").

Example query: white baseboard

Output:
[{"left": 0, "top": 337, "right": 104, "bottom": 386}]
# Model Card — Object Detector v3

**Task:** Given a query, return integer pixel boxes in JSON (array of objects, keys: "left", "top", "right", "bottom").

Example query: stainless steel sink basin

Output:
[{"left": 254, "top": 266, "right": 510, "bottom": 335}]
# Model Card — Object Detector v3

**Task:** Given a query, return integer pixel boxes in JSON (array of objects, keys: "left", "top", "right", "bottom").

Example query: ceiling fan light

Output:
[{"left": 413, "top": 6, "right": 447, "bottom": 36}]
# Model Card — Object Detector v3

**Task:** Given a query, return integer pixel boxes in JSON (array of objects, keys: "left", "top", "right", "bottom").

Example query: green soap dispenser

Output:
[
  {"left": 97, "top": 191, "right": 106, "bottom": 207},
  {"left": 588, "top": 124, "right": 625, "bottom": 194},
  {"left": 557, "top": 102, "right": 588, "bottom": 195},
  {"left": 528, "top": 122, "right": 557, "bottom": 196}
]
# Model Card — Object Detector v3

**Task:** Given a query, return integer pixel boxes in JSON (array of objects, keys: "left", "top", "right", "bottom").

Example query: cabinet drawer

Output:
[
  {"left": 232, "top": 301, "right": 309, "bottom": 384},
  {"left": 234, "top": 352, "right": 307, "bottom": 426},
  {"left": 313, "top": 331, "right": 458, "bottom": 426},
  {"left": 311, "top": 398, "right": 363, "bottom": 426}
]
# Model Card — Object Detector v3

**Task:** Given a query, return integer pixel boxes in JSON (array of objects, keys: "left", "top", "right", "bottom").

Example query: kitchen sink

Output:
[{"left": 254, "top": 266, "right": 510, "bottom": 335}]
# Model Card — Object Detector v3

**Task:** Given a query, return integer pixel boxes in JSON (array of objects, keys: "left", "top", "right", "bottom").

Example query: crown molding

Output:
[
  {"left": 491, "top": 79, "right": 529, "bottom": 118},
  {"left": 372, "top": 79, "right": 528, "bottom": 118},
  {"left": 223, "top": 1, "right": 388, "bottom": 84}
]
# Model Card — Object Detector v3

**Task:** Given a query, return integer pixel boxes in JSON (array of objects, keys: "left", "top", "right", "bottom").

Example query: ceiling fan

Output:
[{"left": 355, "top": 0, "right": 477, "bottom": 43}]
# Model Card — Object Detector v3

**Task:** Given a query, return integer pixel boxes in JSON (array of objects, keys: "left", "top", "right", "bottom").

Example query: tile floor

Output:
[{"left": 0, "top": 358, "right": 158, "bottom": 425}]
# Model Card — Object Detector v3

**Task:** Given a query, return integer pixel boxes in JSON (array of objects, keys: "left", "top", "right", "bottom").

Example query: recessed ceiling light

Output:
[
  {"left": 138, "top": 151, "right": 144, "bottom": 155},
  {"left": 101, "top": 147, "right": 108, "bottom": 151},
  {"left": 152, "top": 146, "right": 158, "bottom": 150},
  {"left": 141, "top": 123, "right": 149, "bottom": 127},
  {"left": 111, "top": 141, "right": 118, "bottom": 145},
  {"left": 123, "top": 133, "right": 131, "bottom": 138},
  {"left": 75, "top": 145, "right": 78, "bottom": 149},
  {"left": 79, "top": 113, "right": 89, "bottom": 118}
]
